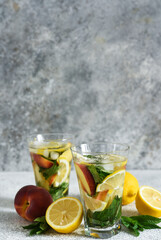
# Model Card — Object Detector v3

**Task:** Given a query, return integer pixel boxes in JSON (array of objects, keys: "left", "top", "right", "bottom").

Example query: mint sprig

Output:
[
  {"left": 87, "top": 196, "right": 122, "bottom": 227},
  {"left": 49, "top": 182, "right": 69, "bottom": 201},
  {"left": 39, "top": 163, "right": 59, "bottom": 179},
  {"left": 22, "top": 216, "right": 50, "bottom": 235},
  {"left": 87, "top": 196, "right": 161, "bottom": 236},
  {"left": 121, "top": 215, "right": 161, "bottom": 236},
  {"left": 22, "top": 197, "right": 161, "bottom": 237},
  {"left": 22, "top": 214, "right": 161, "bottom": 236},
  {"left": 87, "top": 165, "right": 111, "bottom": 184}
]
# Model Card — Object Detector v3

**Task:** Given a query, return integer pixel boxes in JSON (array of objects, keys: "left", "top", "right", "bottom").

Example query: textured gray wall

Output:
[{"left": 1, "top": 0, "right": 161, "bottom": 171}]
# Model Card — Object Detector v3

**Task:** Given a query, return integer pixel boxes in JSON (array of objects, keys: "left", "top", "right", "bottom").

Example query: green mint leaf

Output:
[
  {"left": 36, "top": 228, "right": 50, "bottom": 235},
  {"left": 130, "top": 215, "right": 161, "bottom": 230},
  {"left": 121, "top": 216, "right": 132, "bottom": 228},
  {"left": 137, "top": 225, "right": 144, "bottom": 231},
  {"left": 133, "top": 228, "right": 140, "bottom": 237},
  {"left": 92, "top": 196, "right": 122, "bottom": 221},
  {"left": 85, "top": 155, "right": 98, "bottom": 159},
  {"left": 49, "top": 182, "right": 69, "bottom": 201},
  {"left": 36, "top": 230, "right": 44, "bottom": 235},
  {"left": 87, "top": 216, "right": 109, "bottom": 228},
  {"left": 121, "top": 215, "right": 161, "bottom": 237},
  {"left": 22, "top": 222, "right": 39, "bottom": 229},
  {"left": 22, "top": 215, "right": 50, "bottom": 235},
  {"left": 141, "top": 223, "right": 161, "bottom": 229},
  {"left": 87, "top": 165, "right": 100, "bottom": 184},
  {"left": 94, "top": 165, "right": 112, "bottom": 182},
  {"left": 121, "top": 216, "right": 140, "bottom": 236},
  {"left": 131, "top": 215, "right": 161, "bottom": 225},
  {"left": 88, "top": 165, "right": 111, "bottom": 184},
  {"left": 87, "top": 196, "right": 122, "bottom": 227},
  {"left": 40, "top": 222, "right": 49, "bottom": 231},
  {"left": 29, "top": 227, "right": 40, "bottom": 236},
  {"left": 34, "top": 216, "right": 46, "bottom": 223},
  {"left": 39, "top": 163, "right": 59, "bottom": 179},
  {"left": 85, "top": 155, "right": 104, "bottom": 161}
]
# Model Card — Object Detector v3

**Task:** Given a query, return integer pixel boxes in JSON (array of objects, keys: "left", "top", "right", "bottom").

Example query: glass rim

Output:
[
  {"left": 27, "top": 132, "right": 73, "bottom": 143},
  {"left": 71, "top": 142, "right": 130, "bottom": 154},
  {"left": 92, "top": 141, "right": 130, "bottom": 151}
]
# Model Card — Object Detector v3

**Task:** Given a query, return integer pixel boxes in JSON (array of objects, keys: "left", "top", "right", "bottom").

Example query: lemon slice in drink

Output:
[
  {"left": 83, "top": 191, "right": 107, "bottom": 212},
  {"left": 115, "top": 187, "right": 123, "bottom": 198},
  {"left": 45, "top": 197, "right": 83, "bottom": 233},
  {"left": 96, "top": 169, "right": 125, "bottom": 192},
  {"left": 32, "top": 162, "right": 49, "bottom": 191},
  {"left": 54, "top": 159, "right": 70, "bottom": 187},
  {"left": 58, "top": 149, "right": 73, "bottom": 162},
  {"left": 54, "top": 142, "right": 72, "bottom": 152},
  {"left": 135, "top": 186, "right": 161, "bottom": 217},
  {"left": 35, "top": 142, "right": 72, "bottom": 154}
]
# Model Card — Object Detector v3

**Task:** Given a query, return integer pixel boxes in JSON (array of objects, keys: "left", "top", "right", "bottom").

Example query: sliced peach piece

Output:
[
  {"left": 32, "top": 153, "right": 53, "bottom": 168},
  {"left": 79, "top": 180, "right": 87, "bottom": 193},
  {"left": 49, "top": 174, "right": 57, "bottom": 186},
  {"left": 95, "top": 190, "right": 109, "bottom": 201},
  {"left": 75, "top": 163, "right": 95, "bottom": 196}
]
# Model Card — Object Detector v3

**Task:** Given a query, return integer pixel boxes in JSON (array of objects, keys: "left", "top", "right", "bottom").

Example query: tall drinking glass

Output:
[
  {"left": 72, "top": 142, "right": 129, "bottom": 238},
  {"left": 28, "top": 133, "right": 73, "bottom": 201}
]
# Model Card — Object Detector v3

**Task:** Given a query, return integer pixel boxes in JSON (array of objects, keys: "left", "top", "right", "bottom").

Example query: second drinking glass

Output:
[{"left": 28, "top": 133, "right": 73, "bottom": 201}]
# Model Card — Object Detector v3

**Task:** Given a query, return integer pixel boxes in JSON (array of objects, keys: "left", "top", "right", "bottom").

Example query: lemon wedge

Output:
[
  {"left": 96, "top": 169, "right": 125, "bottom": 192},
  {"left": 83, "top": 191, "right": 107, "bottom": 212},
  {"left": 54, "top": 159, "right": 70, "bottom": 187},
  {"left": 58, "top": 149, "right": 73, "bottom": 162}
]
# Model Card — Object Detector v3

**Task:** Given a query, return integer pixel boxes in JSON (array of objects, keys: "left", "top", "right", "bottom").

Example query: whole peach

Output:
[{"left": 14, "top": 185, "right": 53, "bottom": 221}]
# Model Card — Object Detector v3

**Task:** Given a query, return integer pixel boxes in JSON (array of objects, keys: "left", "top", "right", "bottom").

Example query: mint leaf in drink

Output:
[
  {"left": 22, "top": 216, "right": 50, "bottom": 235},
  {"left": 87, "top": 196, "right": 122, "bottom": 227},
  {"left": 85, "top": 155, "right": 96, "bottom": 158},
  {"left": 49, "top": 182, "right": 69, "bottom": 201},
  {"left": 88, "top": 165, "right": 111, "bottom": 184},
  {"left": 121, "top": 215, "right": 161, "bottom": 236},
  {"left": 87, "top": 165, "right": 100, "bottom": 184},
  {"left": 92, "top": 196, "right": 122, "bottom": 221},
  {"left": 39, "top": 163, "right": 59, "bottom": 179},
  {"left": 96, "top": 166, "right": 112, "bottom": 182}
]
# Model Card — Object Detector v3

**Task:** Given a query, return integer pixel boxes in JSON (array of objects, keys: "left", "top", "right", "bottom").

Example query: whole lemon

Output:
[{"left": 122, "top": 172, "right": 139, "bottom": 205}]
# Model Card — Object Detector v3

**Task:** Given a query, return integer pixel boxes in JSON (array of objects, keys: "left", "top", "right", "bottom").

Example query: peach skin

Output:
[{"left": 14, "top": 185, "right": 53, "bottom": 221}]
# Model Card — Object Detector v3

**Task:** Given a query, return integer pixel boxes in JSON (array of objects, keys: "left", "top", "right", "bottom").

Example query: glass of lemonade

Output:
[
  {"left": 72, "top": 142, "right": 129, "bottom": 238},
  {"left": 28, "top": 133, "right": 73, "bottom": 201}
]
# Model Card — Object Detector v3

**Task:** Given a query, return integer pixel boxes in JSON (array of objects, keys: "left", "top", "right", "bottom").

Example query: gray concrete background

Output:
[{"left": 1, "top": 0, "right": 161, "bottom": 171}]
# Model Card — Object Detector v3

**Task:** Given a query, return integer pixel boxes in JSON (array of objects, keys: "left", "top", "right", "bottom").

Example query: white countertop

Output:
[{"left": 0, "top": 170, "right": 161, "bottom": 240}]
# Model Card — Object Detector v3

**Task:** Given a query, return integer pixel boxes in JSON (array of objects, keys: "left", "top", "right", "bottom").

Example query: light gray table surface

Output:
[{"left": 0, "top": 170, "right": 161, "bottom": 240}]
